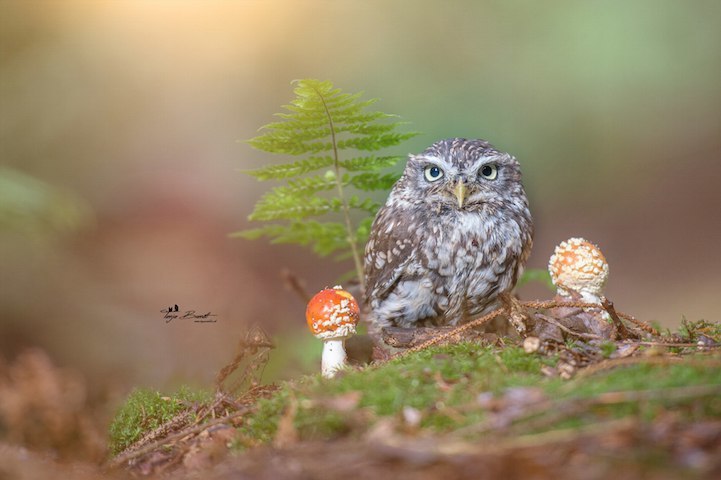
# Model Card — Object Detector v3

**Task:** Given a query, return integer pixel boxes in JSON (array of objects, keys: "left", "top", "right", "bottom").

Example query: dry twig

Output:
[{"left": 399, "top": 309, "right": 506, "bottom": 356}]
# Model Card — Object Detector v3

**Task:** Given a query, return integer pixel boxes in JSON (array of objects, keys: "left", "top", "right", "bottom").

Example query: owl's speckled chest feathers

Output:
[
  {"left": 412, "top": 205, "right": 525, "bottom": 325},
  {"left": 365, "top": 201, "right": 530, "bottom": 328}
]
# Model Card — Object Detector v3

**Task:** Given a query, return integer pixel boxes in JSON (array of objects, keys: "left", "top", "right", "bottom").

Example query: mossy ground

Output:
[
  {"left": 108, "top": 385, "right": 211, "bottom": 455},
  {"left": 236, "top": 344, "right": 542, "bottom": 444},
  {"left": 234, "top": 342, "right": 721, "bottom": 447},
  {"left": 108, "top": 320, "right": 721, "bottom": 477}
]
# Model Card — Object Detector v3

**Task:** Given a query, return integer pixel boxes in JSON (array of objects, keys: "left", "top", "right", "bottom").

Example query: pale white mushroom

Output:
[
  {"left": 548, "top": 237, "right": 609, "bottom": 304},
  {"left": 306, "top": 286, "right": 360, "bottom": 378}
]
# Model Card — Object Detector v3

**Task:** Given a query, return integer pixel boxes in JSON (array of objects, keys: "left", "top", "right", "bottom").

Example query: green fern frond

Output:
[
  {"left": 248, "top": 191, "right": 380, "bottom": 222},
  {"left": 349, "top": 172, "right": 400, "bottom": 191},
  {"left": 235, "top": 79, "right": 419, "bottom": 288},
  {"left": 335, "top": 121, "right": 400, "bottom": 136},
  {"left": 249, "top": 194, "right": 340, "bottom": 221},
  {"left": 242, "top": 156, "right": 334, "bottom": 180},
  {"left": 338, "top": 156, "right": 401, "bottom": 172},
  {"left": 338, "top": 132, "right": 417, "bottom": 151},
  {"left": 280, "top": 174, "right": 338, "bottom": 197},
  {"left": 257, "top": 123, "right": 332, "bottom": 142},
  {"left": 231, "top": 221, "right": 349, "bottom": 257},
  {"left": 347, "top": 196, "right": 381, "bottom": 214}
]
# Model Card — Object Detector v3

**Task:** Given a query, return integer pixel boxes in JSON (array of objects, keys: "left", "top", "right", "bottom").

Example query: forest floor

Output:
[{"left": 2, "top": 306, "right": 721, "bottom": 480}]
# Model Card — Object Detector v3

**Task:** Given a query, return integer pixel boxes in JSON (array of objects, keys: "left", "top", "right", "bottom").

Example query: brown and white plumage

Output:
[{"left": 364, "top": 138, "right": 533, "bottom": 328}]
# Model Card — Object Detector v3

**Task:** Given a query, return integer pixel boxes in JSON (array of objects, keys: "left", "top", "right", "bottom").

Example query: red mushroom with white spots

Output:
[
  {"left": 548, "top": 237, "right": 609, "bottom": 304},
  {"left": 306, "top": 286, "right": 360, "bottom": 378}
]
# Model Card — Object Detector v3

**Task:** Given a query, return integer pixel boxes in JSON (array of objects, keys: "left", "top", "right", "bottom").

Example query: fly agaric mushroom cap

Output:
[
  {"left": 306, "top": 286, "right": 360, "bottom": 340},
  {"left": 548, "top": 237, "right": 609, "bottom": 298}
]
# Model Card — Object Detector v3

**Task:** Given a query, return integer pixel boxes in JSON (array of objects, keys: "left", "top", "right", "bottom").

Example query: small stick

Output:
[
  {"left": 601, "top": 297, "right": 634, "bottom": 339},
  {"left": 398, "top": 309, "right": 505, "bottom": 356},
  {"left": 382, "top": 326, "right": 459, "bottom": 348},
  {"left": 617, "top": 312, "right": 660, "bottom": 336}
]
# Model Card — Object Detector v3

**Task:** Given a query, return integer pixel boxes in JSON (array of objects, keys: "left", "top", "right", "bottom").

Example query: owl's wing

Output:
[{"left": 363, "top": 204, "right": 418, "bottom": 303}]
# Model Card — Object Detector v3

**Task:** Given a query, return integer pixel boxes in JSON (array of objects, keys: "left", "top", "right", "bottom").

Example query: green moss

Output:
[
  {"left": 530, "top": 355, "right": 721, "bottom": 433},
  {"left": 237, "top": 343, "right": 562, "bottom": 444},
  {"left": 599, "top": 341, "right": 617, "bottom": 358},
  {"left": 235, "top": 389, "right": 289, "bottom": 445},
  {"left": 563, "top": 359, "right": 721, "bottom": 397},
  {"left": 108, "top": 385, "right": 211, "bottom": 455},
  {"left": 236, "top": 343, "right": 721, "bottom": 448}
]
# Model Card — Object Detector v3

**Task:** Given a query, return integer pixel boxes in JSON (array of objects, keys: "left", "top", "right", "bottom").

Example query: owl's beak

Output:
[{"left": 453, "top": 180, "right": 467, "bottom": 208}]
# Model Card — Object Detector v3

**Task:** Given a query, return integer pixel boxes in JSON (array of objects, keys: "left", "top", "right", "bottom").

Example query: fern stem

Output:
[{"left": 312, "top": 85, "right": 366, "bottom": 293}]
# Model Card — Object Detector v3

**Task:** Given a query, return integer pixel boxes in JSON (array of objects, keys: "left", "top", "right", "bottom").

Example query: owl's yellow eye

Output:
[
  {"left": 424, "top": 165, "right": 444, "bottom": 182},
  {"left": 480, "top": 164, "right": 498, "bottom": 180}
]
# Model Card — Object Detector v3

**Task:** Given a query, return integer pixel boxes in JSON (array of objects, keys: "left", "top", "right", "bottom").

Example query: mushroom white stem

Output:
[
  {"left": 579, "top": 290, "right": 602, "bottom": 305},
  {"left": 566, "top": 289, "right": 611, "bottom": 322},
  {"left": 321, "top": 338, "right": 347, "bottom": 378},
  {"left": 558, "top": 287, "right": 603, "bottom": 305}
]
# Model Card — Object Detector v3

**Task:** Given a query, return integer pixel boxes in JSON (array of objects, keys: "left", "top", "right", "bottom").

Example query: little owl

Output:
[{"left": 364, "top": 138, "right": 533, "bottom": 329}]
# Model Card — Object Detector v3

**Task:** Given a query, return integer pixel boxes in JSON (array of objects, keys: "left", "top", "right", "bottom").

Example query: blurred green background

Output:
[{"left": 1, "top": 0, "right": 720, "bottom": 390}]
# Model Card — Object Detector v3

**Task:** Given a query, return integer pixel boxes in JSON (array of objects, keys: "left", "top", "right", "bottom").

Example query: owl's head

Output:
[{"left": 399, "top": 138, "right": 525, "bottom": 210}]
